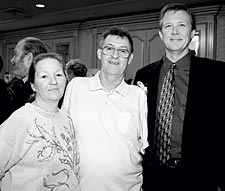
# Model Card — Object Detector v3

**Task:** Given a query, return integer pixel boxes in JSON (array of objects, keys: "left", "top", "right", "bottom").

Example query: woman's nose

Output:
[{"left": 50, "top": 76, "right": 57, "bottom": 84}]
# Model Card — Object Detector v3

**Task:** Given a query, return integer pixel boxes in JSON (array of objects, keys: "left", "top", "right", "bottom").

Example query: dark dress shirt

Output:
[{"left": 157, "top": 53, "right": 190, "bottom": 158}]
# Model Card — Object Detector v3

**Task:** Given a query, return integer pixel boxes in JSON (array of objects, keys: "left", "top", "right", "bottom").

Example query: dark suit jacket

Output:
[
  {"left": 134, "top": 54, "right": 225, "bottom": 191},
  {"left": 8, "top": 77, "right": 34, "bottom": 114},
  {"left": 0, "top": 79, "right": 11, "bottom": 124}
]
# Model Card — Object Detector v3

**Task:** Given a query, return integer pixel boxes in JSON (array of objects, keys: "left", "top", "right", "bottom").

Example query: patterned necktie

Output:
[{"left": 156, "top": 63, "right": 176, "bottom": 165}]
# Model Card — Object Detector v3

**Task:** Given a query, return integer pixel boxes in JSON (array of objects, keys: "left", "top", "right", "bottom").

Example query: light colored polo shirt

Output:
[{"left": 62, "top": 71, "right": 148, "bottom": 191}]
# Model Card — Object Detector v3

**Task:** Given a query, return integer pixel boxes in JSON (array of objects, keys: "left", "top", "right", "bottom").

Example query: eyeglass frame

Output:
[{"left": 100, "top": 46, "right": 131, "bottom": 58}]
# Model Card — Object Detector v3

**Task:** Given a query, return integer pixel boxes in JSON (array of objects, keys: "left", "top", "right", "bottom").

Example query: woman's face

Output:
[{"left": 32, "top": 58, "right": 67, "bottom": 104}]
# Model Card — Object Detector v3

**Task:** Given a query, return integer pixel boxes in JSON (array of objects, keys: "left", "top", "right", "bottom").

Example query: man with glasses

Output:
[{"left": 62, "top": 26, "right": 148, "bottom": 191}]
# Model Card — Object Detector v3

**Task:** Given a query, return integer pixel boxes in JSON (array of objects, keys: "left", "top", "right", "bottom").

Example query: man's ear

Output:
[
  {"left": 26, "top": 52, "right": 34, "bottom": 67},
  {"left": 191, "top": 29, "right": 196, "bottom": 40},
  {"left": 128, "top": 53, "right": 133, "bottom": 65},
  {"left": 159, "top": 30, "right": 163, "bottom": 41},
  {"left": 97, "top": 48, "right": 102, "bottom": 60}
]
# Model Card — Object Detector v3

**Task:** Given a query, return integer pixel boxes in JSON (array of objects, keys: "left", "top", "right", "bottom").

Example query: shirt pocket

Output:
[{"left": 116, "top": 112, "right": 131, "bottom": 136}]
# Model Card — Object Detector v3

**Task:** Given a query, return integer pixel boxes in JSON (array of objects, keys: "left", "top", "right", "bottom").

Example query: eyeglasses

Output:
[{"left": 101, "top": 46, "right": 130, "bottom": 58}]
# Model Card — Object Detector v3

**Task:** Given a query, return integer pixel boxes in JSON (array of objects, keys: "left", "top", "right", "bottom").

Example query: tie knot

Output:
[{"left": 170, "top": 63, "right": 176, "bottom": 70}]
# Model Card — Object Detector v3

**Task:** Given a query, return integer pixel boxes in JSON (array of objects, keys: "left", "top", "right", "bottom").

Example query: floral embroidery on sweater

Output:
[{"left": 26, "top": 118, "right": 80, "bottom": 190}]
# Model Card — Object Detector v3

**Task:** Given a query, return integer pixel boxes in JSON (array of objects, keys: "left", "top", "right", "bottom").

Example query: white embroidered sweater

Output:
[{"left": 0, "top": 103, "right": 80, "bottom": 191}]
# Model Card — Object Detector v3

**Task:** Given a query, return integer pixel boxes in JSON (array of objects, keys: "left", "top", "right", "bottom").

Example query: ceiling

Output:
[{"left": 0, "top": 0, "right": 223, "bottom": 33}]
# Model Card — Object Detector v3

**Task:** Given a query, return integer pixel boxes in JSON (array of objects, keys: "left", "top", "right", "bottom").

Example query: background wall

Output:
[
  {"left": 0, "top": 4, "right": 225, "bottom": 80},
  {"left": 216, "top": 6, "right": 225, "bottom": 61}
]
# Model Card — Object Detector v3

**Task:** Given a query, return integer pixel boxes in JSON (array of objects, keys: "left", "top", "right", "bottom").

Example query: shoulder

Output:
[
  {"left": 0, "top": 104, "right": 31, "bottom": 132},
  {"left": 66, "top": 76, "right": 90, "bottom": 91},
  {"left": 10, "top": 104, "right": 36, "bottom": 119},
  {"left": 0, "top": 79, "right": 7, "bottom": 87},
  {"left": 68, "top": 76, "right": 90, "bottom": 86},
  {"left": 191, "top": 56, "right": 225, "bottom": 87},
  {"left": 192, "top": 56, "right": 225, "bottom": 65},
  {"left": 9, "top": 77, "right": 24, "bottom": 86},
  {"left": 127, "top": 84, "right": 147, "bottom": 98},
  {"left": 134, "top": 59, "right": 162, "bottom": 85},
  {"left": 63, "top": 77, "right": 92, "bottom": 103},
  {"left": 0, "top": 79, "right": 8, "bottom": 95},
  {"left": 191, "top": 56, "right": 225, "bottom": 73},
  {"left": 8, "top": 104, "right": 28, "bottom": 117},
  {"left": 136, "top": 60, "right": 160, "bottom": 74},
  {"left": 59, "top": 109, "right": 72, "bottom": 120}
]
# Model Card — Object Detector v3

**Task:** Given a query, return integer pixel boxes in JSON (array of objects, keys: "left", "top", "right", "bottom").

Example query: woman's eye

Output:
[
  {"left": 57, "top": 72, "right": 64, "bottom": 76},
  {"left": 41, "top": 75, "right": 47, "bottom": 78}
]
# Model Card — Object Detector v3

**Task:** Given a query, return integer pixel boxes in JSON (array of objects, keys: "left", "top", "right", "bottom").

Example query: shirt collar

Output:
[
  {"left": 23, "top": 76, "right": 28, "bottom": 83},
  {"left": 164, "top": 52, "right": 191, "bottom": 72},
  {"left": 89, "top": 71, "right": 129, "bottom": 97}
]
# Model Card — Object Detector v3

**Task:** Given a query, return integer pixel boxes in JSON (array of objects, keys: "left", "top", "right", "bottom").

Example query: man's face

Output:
[
  {"left": 11, "top": 41, "right": 30, "bottom": 79},
  {"left": 97, "top": 35, "right": 133, "bottom": 78},
  {"left": 159, "top": 10, "right": 195, "bottom": 56}
]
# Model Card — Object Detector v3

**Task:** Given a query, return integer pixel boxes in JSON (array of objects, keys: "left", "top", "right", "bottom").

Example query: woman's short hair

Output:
[{"left": 28, "top": 52, "right": 65, "bottom": 84}]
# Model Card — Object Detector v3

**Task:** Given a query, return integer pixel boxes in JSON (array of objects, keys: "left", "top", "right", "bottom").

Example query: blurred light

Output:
[{"left": 35, "top": 3, "right": 45, "bottom": 8}]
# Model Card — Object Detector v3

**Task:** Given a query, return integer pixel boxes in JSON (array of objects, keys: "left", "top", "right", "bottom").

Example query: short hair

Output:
[
  {"left": 159, "top": 3, "right": 196, "bottom": 31},
  {"left": 66, "top": 59, "right": 87, "bottom": 77},
  {"left": 28, "top": 53, "right": 65, "bottom": 84},
  {"left": 19, "top": 37, "right": 48, "bottom": 57},
  {"left": 99, "top": 26, "right": 134, "bottom": 54}
]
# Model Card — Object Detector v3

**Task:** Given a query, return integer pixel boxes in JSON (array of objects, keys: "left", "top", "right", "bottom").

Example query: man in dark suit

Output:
[
  {"left": 0, "top": 57, "right": 10, "bottom": 124},
  {"left": 134, "top": 3, "right": 225, "bottom": 191},
  {"left": 8, "top": 37, "right": 48, "bottom": 113}
]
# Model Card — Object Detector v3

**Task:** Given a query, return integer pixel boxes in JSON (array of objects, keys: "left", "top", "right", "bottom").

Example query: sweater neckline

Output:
[{"left": 27, "top": 103, "right": 61, "bottom": 118}]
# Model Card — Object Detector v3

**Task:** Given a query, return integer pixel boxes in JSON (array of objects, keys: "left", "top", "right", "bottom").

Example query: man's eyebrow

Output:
[{"left": 120, "top": 46, "right": 129, "bottom": 49}]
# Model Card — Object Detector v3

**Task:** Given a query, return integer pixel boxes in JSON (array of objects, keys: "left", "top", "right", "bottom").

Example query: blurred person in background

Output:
[
  {"left": 65, "top": 59, "right": 87, "bottom": 82},
  {"left": 8, "top": 37, "right": 48, "bottom": 113},
  {"left": 58, "top": 58, "right": 88, "bottom": 108}
]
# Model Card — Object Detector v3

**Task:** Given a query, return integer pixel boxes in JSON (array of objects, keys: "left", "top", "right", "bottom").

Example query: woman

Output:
[{"left": 0, "top": 53, "right": 80, "bottom": 191}]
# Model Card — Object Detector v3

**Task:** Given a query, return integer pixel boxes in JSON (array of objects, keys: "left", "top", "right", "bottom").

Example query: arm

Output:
[
  {"left": 139, "top": 88, "right": 149, "bottom": 154},
  {"left": 0, "top": 111, "right": 31, "bottom": 179}
]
